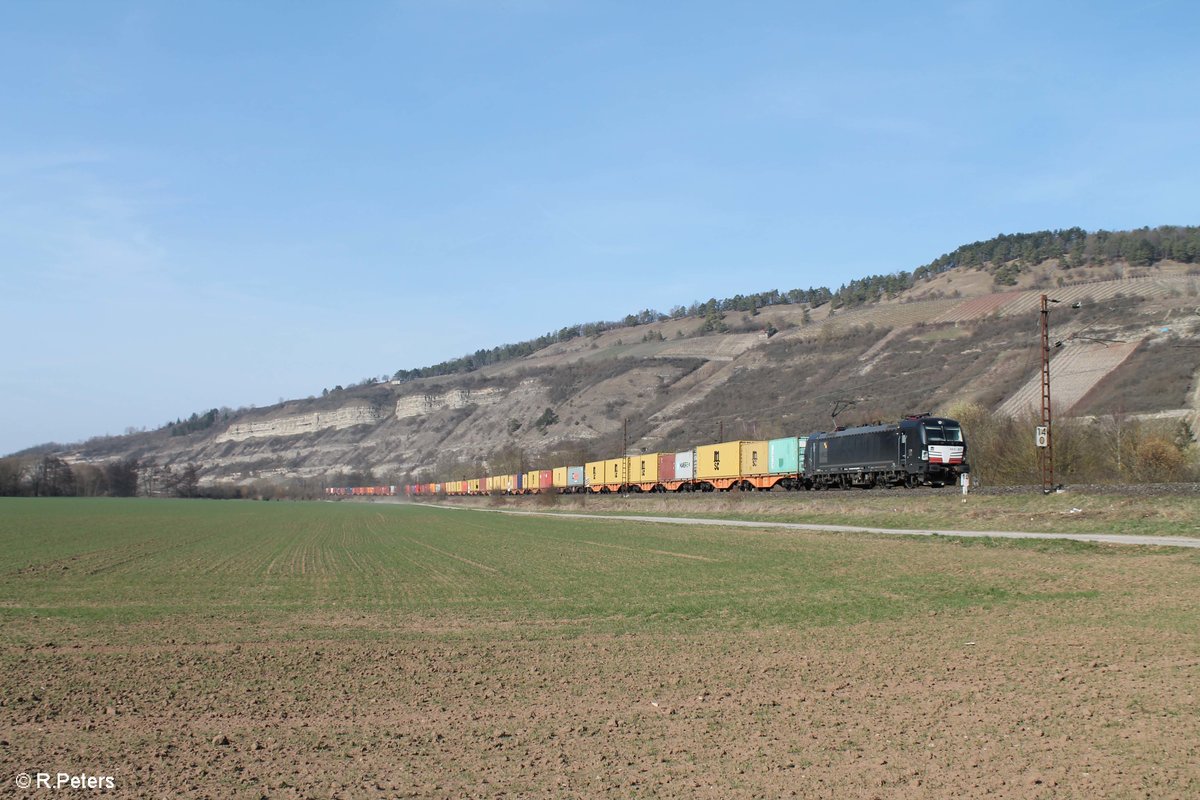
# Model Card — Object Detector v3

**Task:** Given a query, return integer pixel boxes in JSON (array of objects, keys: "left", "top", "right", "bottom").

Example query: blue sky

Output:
[{"left": 2, "top": 1, "right": 1198, "bottom": 455}]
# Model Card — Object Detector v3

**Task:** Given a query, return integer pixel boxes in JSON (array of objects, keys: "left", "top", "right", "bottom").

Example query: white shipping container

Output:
[
  {"left": 674, "top": 450, "right": 695, "bottom": 480},
  {"left": 567, "top": 466, "right": 585, "bottom": 486}
]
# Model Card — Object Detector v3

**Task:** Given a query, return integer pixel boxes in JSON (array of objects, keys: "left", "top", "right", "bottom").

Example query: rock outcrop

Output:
[{"left": 216, "top": 404, "right": 385, "bottom": 442}]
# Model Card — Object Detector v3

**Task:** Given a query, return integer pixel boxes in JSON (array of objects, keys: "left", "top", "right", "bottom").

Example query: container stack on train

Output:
[{"left": 331, "top": 415, "right": 966, "bottom": 499}]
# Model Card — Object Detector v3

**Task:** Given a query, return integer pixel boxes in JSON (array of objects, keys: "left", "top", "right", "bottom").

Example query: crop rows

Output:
[{"left": 3, "top": 498, "right": 1164, "bottom": 650}]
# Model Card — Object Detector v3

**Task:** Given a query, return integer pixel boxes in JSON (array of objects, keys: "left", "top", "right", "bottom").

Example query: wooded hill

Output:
[
  {"left": 5, "top": 226, "right": 1200, "bottom": 496},
  {"left": 392, "top": 226, "right": 1200, "bottom": 381}
]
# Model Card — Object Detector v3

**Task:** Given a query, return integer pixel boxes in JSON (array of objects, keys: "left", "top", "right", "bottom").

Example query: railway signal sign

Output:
[{"left": 1035, "top": 426, "right": 1049, "bottom": 448}]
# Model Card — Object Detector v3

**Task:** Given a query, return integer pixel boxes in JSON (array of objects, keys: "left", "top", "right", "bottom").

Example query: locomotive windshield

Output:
[{"left": 923, "top": 420, "right": 963, "bottom": 444}]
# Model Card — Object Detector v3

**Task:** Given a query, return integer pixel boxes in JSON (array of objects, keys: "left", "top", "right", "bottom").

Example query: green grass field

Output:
[{"left": 1, "top": 497, "right": 1192, "bottom": 647}]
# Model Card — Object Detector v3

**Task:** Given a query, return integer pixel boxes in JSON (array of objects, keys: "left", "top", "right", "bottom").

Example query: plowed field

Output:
[{"left": 2, "top": 499, "right": 1197, "bottom": 798}]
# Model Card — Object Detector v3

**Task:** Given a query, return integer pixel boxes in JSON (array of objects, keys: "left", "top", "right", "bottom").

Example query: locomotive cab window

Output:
[{"left": 922, "top": 421, "right": 963, "bottom": 444}]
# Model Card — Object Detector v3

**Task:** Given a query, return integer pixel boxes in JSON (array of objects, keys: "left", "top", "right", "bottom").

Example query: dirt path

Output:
[{"left": 433, "top": 505, "right": 1200, "bottom": 549}]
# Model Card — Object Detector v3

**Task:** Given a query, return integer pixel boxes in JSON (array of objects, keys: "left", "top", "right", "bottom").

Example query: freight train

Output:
[{"left": 324, "top": 414, "right": 968, "bottom": 498}]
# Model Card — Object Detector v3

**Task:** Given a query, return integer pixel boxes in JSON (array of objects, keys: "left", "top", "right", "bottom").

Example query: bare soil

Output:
[{"left": 5, "top": 595, "right": 1198, "bottom": 798}]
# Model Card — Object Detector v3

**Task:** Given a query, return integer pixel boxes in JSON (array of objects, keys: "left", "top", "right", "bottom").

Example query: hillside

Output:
[{"left": 15, "top": 238, "right": 1200, "bottom": 491}]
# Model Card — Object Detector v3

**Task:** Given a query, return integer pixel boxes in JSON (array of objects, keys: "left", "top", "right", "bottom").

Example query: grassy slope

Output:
[{"left": 448, "top": 491, "right": 1200, "bottom": 537}]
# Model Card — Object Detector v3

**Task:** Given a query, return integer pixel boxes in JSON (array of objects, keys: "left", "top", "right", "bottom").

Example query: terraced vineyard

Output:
[
  {"left": 3, "top": 498, "right": 1199, "bottom": 797},
  {"left": 998, "top": 339, "right": 1142, "bottom": 418}
]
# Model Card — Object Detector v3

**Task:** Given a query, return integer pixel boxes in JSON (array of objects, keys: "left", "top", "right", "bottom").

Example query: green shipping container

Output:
[{"left": 768, "top": 436, "right": 803, "bottom": 474}]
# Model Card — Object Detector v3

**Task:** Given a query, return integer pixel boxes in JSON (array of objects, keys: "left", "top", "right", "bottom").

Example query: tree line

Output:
[
  {"left": 947, "top": 402, "right": 1198, "bottom": 485},
  {"left": 835, "top": 226, "right": 1200, "bottom": 302},
  {"left": 388, "top": 226, "right": 1200, "bottom": 384},
  {"left": 0, "top": 456, "right": 355, "bottom": 500},
  {"left": 167, "top": 408, "right": 223, "bottom": 437},
  {"left": 0, "top": 456, "right": 200, "bottom": 498},
  {"left": 389, "top": 287, "right": 834, "bottom": 382},
  {"left": 920, "top": 226, "right": 1200, "bottom": 275}
]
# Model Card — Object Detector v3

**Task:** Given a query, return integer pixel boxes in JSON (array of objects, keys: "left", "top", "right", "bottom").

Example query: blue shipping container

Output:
[{"left": 567, "top": 466, "right": 585, "bottom": 487}]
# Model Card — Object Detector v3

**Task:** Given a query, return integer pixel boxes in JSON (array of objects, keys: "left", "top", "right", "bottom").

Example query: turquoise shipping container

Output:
[{"left": 768, "top": 437, "right": 801, "bottom": 474}]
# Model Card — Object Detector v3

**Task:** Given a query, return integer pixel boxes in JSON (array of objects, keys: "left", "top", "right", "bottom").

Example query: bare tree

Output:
[
  {"left": 34, "top": 456, "right": 76, "bottom": 497},
  {"left": 0, "top": 457, "right": 26, "bottom": 496},
  {"left": 175, "top": 464, "right": 200, "bottom": 498},
  {"left": 104, "top": 457, "right": 139, "bottom": 497},
  {"left": 74, "top": 464, "right": 108, "bottom": 497}
]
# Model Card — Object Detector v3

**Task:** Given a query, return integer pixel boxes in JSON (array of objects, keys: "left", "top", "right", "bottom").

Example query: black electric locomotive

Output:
[{"left": 803, "top": 414, "right": 968, "bottom": 489}]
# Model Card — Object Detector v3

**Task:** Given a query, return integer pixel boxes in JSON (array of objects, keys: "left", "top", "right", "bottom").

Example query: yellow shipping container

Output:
[
  {"left": 525, "top": 470, "right": 538, "bottom": 491},
  {"left": 629, "top": 453, "right": 660, "bottom": 483},
  {"left": 552, "top": 466, "right": 569, "bottom": 488},
  {"left": 585, "top": 460, "right": 605, "bottom": 487},
  {"left": 740, "top": 440, "right": 770, "bottom": 475},
  {"left": 604, "top": 458, "right": 628, "bottom": 485},
  {"left": 695, "top": 440, "right": 750, "bottom": 479}
]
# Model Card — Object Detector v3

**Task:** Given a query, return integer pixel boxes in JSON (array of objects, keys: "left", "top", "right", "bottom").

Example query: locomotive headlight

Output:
[{"left": 921, "top": 449, "right": 928, "bottom": 461}]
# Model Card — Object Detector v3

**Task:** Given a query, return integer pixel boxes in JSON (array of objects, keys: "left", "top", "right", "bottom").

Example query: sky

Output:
[{"left": 2, "top": 1, "right": 1198, "bottom": 455}]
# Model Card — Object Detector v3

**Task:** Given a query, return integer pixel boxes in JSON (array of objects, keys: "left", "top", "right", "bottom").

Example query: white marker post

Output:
[{"left": 961, "top": 472, "right": 970, "bottom": 502}]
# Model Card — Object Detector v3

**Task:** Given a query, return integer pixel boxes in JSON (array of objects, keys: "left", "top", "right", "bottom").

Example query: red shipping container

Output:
[
  {"left": 658, "top": 452, "right": 676, "bottom": 482},
  {"left": 539, "top": 469, "right": 553, "bottom": 489}
]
